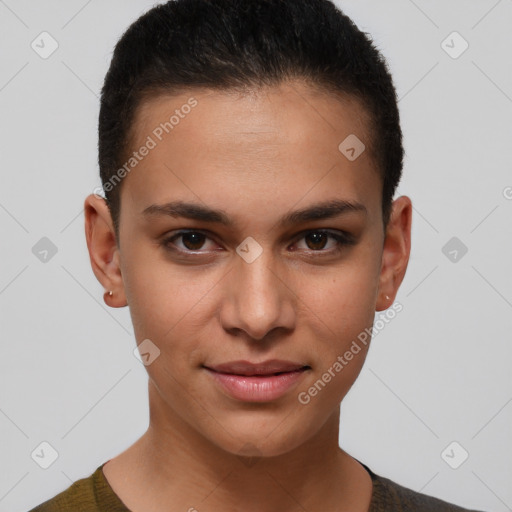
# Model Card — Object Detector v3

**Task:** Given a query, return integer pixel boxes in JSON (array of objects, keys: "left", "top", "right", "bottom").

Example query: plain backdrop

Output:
[{"left": 1, "top": 1, "right": 511, "bottom": 511}]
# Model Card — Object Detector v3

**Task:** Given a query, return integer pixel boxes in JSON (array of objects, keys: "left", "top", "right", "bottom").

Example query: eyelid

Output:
[{"left": 291, "top": 228, "right": 355, "bottom": 244}]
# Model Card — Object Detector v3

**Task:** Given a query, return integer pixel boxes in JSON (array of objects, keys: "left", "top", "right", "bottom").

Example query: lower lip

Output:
[{"left": 205, "top": 368, "right": 308, "bottom": 402}]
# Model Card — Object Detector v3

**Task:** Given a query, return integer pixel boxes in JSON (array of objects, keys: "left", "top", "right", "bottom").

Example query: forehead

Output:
[
  {"left": 131, "top": 81, "right": 373, "bottom": 154},
  {"left": 120, "top": 81, "right": 381, "bottom": 225}
]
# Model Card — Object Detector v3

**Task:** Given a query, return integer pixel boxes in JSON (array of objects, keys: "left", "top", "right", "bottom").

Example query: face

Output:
[{"left": 85, "top": 81, "right": 411, "bottom": 458}]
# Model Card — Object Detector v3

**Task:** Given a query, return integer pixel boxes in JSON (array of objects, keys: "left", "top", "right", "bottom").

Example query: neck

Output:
[{"left": 103, "top": 380, "right": 373, "bottom": 512}]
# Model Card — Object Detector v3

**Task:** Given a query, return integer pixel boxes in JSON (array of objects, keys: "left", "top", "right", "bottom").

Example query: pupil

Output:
[
  {"left": 307, "top": 232, "right": 326, "bottom": 250},
  {"left": 183, "top": 233, "right": 205, "bottom": 250}
]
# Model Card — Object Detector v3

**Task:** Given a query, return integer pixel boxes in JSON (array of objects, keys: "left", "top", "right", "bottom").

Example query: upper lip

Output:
[{"left": 204, "top": 359, "right": 310, "bottom": 376}]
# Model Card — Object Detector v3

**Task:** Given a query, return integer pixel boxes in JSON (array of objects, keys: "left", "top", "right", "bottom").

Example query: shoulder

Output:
[
  {"left": 374, "top": 473, "right": 484, "bottom": 511},
  {"left": 362, "top": 463, "right": 485, "bottom": 512},
  {"left": 26, "top": 466, "right": 103, "bottom": 512}
]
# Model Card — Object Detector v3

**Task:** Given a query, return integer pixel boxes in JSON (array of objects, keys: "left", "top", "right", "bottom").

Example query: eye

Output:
[
  {"left": 292, "top": 230, "right": 354, "bottom": 253},
  {"left": 163, "top": 230, "right": 217, "bottom": 252},
  {"left": 162, "top": 229, "right": 354, "bottom": 255}
]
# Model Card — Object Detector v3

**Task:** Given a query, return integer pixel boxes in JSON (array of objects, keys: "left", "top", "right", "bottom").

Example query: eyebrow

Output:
[{"left": 142, "top": 198, "right": 367, "bottom": 227}]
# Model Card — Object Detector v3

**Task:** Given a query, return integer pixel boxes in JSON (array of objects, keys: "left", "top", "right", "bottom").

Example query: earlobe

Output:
[
  {"left": 375, "top": 195, "right": 412, "bottom": 312},
  {"left": 84, "top": 194, "right": 127, "bottom": 307}
]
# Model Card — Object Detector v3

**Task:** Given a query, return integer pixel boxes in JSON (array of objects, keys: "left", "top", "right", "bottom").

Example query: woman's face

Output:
[{"left": 92, "top": 81, "right": 409, "bottom": 457}]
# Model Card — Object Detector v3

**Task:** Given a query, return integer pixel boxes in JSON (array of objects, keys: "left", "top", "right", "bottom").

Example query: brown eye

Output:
[
  {"left": 180, "top": 232, "right": 207, "bottom": 250},
  {"left": 304, "top": 232, "right": 329, "bottom": 250},
  {"left": 294, "top": 230, "right": 353, "bottom": 253},
  {"left": 162, "top": 230, "right": 217, "bottom": 252}
]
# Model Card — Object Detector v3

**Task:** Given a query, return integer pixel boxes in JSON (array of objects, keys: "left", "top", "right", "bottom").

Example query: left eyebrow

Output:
[
  {"left": 142, "top": 198, "right": 367, "bottom": 228},
  {"left": 280, "top": 199, "right": 367, "bottom": 225}
]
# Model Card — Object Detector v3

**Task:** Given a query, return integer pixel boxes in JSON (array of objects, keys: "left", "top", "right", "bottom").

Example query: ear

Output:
[
  {"left": 375, "top": 195, "right": 412, "bottom": 312},
  {"left": 84, "top": 194, "right": 127, "bottom": 307}
]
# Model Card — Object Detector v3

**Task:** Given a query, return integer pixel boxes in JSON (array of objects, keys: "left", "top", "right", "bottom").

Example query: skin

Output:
[{"left": 84, "top": 80, "right": 412, "bottom": 512}]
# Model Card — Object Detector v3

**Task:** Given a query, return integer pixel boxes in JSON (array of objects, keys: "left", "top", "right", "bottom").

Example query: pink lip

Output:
[{"left": 205, "top": 369, "right": 309, "bottom": 402}]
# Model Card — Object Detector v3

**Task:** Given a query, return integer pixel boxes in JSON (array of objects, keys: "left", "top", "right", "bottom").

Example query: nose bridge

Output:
[{"left": 223, "top": 242, "right": 294, "bottom": 340}]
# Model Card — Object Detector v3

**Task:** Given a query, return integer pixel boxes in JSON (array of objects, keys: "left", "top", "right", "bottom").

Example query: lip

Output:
[
  {"left": 204, "top": 359, "right": 310, "bottom": 402},
  {"left": 206, "top": 359, "right": 309, "bottom": 376}
]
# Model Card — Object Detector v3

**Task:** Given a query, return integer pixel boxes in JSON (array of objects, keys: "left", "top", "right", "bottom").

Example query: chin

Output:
[{"left": 207, "top": 411, "right": 318, "bottom": 459}]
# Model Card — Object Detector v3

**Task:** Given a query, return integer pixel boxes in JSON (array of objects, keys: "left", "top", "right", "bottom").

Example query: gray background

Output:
[{"left": 1, "top": 1, "right": 511, "bottom": 511}]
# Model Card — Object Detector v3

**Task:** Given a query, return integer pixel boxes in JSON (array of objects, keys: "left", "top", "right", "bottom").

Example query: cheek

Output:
[
  {"left": 302, "top": 258, "right": 379, "bottom": 332},
  {"left": 120, "top": 254, "right": 215, "bottom": 423},
  {"left": 294, "top": 271, "right": 377, "bottom": 411},
  {"left": 300, "top": 280, "right": 375, "bottom": 384},
  {"left": 294, "top": 250, "right": 380, "bottom": 389},
  {"left": 121, "top": 245, "right": 223, "bottom": 364}
]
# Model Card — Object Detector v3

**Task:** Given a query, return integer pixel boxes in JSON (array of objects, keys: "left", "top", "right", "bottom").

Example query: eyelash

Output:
[{"left": 161, "top": 229, "right": 354, "bottom": 256}]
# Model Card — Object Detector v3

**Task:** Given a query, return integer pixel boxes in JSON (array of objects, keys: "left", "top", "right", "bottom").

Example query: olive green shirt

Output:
[{"left": 27, "top": 460, "right": 484, "bottom": 511}]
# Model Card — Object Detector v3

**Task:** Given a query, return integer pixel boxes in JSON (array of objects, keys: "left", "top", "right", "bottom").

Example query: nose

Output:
[{"left": 220, "top": 249, "right": 296, "bottom": 342}]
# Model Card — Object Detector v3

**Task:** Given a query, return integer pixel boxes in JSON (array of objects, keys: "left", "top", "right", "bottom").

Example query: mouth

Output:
[
  {"left": 206, "top": 368, "right": 310, "bottom": 377},
  {"left": 203, "top": 360, "right": 311, "bottom": 402},
  {"left": 204, "top": 359, "right": 311, "bottom": 376}
]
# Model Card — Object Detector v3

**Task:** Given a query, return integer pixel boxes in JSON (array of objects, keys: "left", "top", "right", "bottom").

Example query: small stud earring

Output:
[
  {"left": 385, "top": 295, "right": 390, "bottom": 300},
  {"left": 108, "top": 290, "right": 113, "bottom": 296}
]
